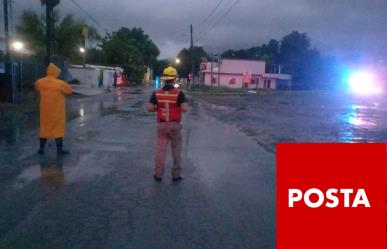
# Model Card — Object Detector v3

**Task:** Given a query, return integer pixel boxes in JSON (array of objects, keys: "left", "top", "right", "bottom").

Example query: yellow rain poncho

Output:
[{"left": 35, "top": 63, "right": 72, "bottom": 138}]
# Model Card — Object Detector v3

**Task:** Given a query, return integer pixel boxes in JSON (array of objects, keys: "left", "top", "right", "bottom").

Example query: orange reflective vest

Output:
[{"left": 155, "top": 88, "right": 182, "bottom": 122}]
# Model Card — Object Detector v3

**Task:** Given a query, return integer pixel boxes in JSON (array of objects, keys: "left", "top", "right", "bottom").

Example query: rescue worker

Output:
[
  {"left": 147, "top": 67, "right": 189, "bottom": 182},
  {"left": 35, "top": 63, "right": 72, "bottom": 155}
]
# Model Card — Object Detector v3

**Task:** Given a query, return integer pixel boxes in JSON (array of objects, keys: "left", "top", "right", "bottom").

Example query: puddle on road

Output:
[
  {"left": 131, "top": 101, "right": 145, "bottom": 108},
  {"left": 338, "top": 103, "right": 387, "bottom": 142},
  {"left": 13, "top": 157, "right": 65, "bottom": 191},
  {"left": 124, "top": 89, "right": 143, "bottom": 95},
  {"left": 342, "top": 104, "right": 377, "bottom": 128},
  {"left": 13, "top": 150, "right": 110, "bottom": 191},
  {"left": 76, "top": 131, "right": 100, "bottom": 143},
  {"left": 0, "top": 103, "right": 38, "bottom": 148}
]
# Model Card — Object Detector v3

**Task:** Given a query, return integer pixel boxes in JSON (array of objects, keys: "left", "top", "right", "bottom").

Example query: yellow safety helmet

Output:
[{"left": 161, "top": 66, "right": 178, "bottom": 80}]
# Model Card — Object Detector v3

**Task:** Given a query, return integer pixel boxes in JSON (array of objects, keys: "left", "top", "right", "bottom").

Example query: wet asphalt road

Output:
[
  {"left": 196, "top": 90, "right": 387, "bottom": 152},
  {"left": 0, "top": 87, "right": 276, "bottom": 249}
]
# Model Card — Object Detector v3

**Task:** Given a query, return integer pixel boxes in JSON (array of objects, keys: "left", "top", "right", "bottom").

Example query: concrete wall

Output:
[
  {"left": 201, "top": 59, "right": 290, "bottom": 90},
  {"left": 204, "top": 73, "right": 278, "bottom": 89},
  {"left": 69, "top": 67, "right": 98, "bottom": 87},
  {"left": 69, "top": 67, "right": 116, "bottom": 88},
  {"left": 204, "top": 73, "right": 244, "bottom": 88},
  {"left": 103, "top": 69, "right": 114, "bottom": 87}
]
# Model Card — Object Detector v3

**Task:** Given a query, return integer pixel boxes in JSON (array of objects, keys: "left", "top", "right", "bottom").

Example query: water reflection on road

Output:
[
  {"left": 2, "top": 89, "right": 387, "bottom": 162},
  {"left": 339, "top": 99, "right": 387, "bottom": 142}
]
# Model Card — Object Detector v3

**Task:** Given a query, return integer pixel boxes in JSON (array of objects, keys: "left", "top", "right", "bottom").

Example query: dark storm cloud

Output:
[{"left": 7, "top": 0, "right": 387, "bottom": 59}]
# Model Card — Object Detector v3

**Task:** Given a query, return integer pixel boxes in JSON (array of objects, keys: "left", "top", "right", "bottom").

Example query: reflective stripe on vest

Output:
[{"left": 155, "top": 89, "right": 182, "bottom": 122}]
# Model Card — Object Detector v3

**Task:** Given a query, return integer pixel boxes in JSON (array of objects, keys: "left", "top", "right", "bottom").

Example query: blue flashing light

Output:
[
  {"left": 155, "top": 76, "right": 160, "bottom": 89},
  {"left": 344, "top": 71, "right": 382, "bottom": 95}
]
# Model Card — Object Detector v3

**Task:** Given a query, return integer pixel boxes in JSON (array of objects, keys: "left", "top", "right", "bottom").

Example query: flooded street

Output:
[
  {"left": 0, "top": 87, "right": 275, "bottom": 249},
  {"left": 197, "top": 91, "right": 387, "bottom": 152},
  {"left": 1, "top": 87, "right": 386, "bottom": 248}
]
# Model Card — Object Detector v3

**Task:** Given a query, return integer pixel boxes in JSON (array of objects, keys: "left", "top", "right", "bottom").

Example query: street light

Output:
[
  {"left": 175, "top": 58, "right": 180, "bottom": 64},
  {"left": 79, "top": 47, "right": 86, "bottom": 68},
  {"left": 11, "top": 41, "right": 25, "bottom": 99},
  {"left": 11, "top": 41, "right": 24, "bottom": 52}
]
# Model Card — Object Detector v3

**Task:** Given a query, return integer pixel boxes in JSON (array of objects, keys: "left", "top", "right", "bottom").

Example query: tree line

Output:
[
  {"left": 221, "top": 31, "right": 340, "bottom": 90},
  {"left": 173, "top": 31, "right": 341, "bottom": 90},
  {"left": 15, "top": 10, "right": 159, "bottom": 83},
  {"left": 15, "top": 8, "right": 340, "bottom": 89}
]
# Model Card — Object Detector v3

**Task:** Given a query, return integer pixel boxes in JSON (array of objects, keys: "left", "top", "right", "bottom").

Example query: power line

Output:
[
  {"left": 206, "top": 0, "right": 240, "bottom": 34},
  {"left": 196, "top": 0, "right": 232, "bottom": 40},
  {"left": 159, "top": 0, "right": 227, "bottom": 46},
  {"left": 196, "top": 0, "right": 240, "bottom": 43},
  {"left": 198, "top": 0, "right": 226, "bottom": 28},
  {"left": 69, "top": 0, "right": 107, "bottom": 31}
]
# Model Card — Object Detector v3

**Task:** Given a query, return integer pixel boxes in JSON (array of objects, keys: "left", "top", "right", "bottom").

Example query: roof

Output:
[{"left": 221, "top": 58, "right": 266, "bottom": 63}]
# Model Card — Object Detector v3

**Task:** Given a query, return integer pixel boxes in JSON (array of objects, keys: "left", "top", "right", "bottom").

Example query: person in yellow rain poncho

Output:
[{"left": 35, "top": 63, "right": 72, "bottom": 155}]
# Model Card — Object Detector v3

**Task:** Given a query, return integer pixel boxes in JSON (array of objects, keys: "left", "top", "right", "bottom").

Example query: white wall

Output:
[
  {"left": 255, "top": 78, "right": 277, "bottom": 89},
  {"left": 69, "top": 67, "right": 98, "bottom": 87},
  {"left": 69, "top": 67, "right": 116, "bottom": 88},
  {"left": 204, "top": 73, "right": 244, "bottom": 88},
  {"left": 103, "top": 69, "right": 115, "bottom": 87},
  {"left": 204, "top": 73, "right": 278, "bottom": 89}
]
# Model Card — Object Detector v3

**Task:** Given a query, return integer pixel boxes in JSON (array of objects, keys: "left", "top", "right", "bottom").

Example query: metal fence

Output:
[{"left": 8, "top": 56, "right": 68, "bottom": 103}]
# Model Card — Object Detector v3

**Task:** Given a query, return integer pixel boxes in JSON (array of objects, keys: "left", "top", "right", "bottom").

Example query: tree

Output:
[
  {"left": 100, "top": 27, "right": 159, "bottom": 83},
  {"left": 153, "top": 59, "right": 170, "bottom": 77},
  {"left": 220, "top": 31, "right": 328, "bottom": 89},
  {"left": 279, "top": 31, "right": 322, "bottom": 89},
  {"left": 55, "top": 15, "right": 100, "bottom": 62},
  {"left": 176, "top": 46, "right": 209, "bottom": 78},
  {"left": 86, "top": 47, "right": 105, "bottom": 65},
  {"left": 16, "top": 10, "right": 99, "bottom": 63},
  {"left": 16, "top": 11, "right": 46, "bottom": 55},
  {"left": 221, "top": 39, "right": 279, "bottom": 65},
  {"left": 222, "top": 48, "right": 252, "bottom": 59}
]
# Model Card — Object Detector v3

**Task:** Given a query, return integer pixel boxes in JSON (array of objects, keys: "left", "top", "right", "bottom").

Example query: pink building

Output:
[{"left": 200, "top": 58, "right": 291, "bottom": 89}]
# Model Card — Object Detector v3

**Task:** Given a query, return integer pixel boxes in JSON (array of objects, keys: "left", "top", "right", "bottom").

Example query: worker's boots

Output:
[
  {"left": 38, "top": 138, "right": 47, "bottom": 155},
  {"left": 55, "top": 138, "right": 70, "bottom": 155}
]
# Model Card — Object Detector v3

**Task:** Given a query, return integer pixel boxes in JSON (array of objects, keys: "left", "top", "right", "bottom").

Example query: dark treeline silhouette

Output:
[{"left": 222, "top": 31, "right": 342, "bottom": 90}]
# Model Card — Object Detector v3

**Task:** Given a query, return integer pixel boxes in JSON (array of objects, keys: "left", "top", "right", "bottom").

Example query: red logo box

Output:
[{"left": 277, "top": 143, "right": 386, "bottom": 249}]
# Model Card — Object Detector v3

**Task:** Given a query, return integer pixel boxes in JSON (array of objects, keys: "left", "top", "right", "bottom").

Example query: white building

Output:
[
  {"left": 200, "top": 58, "right": 291, "bottom": 89},
  {"left": 68, "top": 64, "right": 123, "bottom": 88}
]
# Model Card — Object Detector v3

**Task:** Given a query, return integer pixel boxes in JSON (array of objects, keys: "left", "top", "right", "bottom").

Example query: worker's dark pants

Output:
[{"left": 39, "top": 137, "right": 65, "bottom": 153}]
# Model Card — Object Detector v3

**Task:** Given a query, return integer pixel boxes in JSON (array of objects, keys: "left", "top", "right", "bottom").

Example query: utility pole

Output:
[
  {"left": 9, "top": 0, "right": 13, "bottom": 32},
  {"left": 217, "top": 54, "right": 221, "bottom": 87},
  {"left": 81, "top": 27, "right": 88, "bottom": 68},
  {"left": 210, "top": 59, "right": 213, "bottom": 87},
  {"left": 45, "top": 1, "right": 53, "bottom": 65},
  {"left": 190, "top": 24, "right": 195, "bottom": 90},
  {"left": 1, "top": 0, "right": 13, "bottom": 103}
]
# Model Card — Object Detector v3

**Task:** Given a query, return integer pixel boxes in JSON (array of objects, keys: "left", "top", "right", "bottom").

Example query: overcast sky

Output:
[{"left": 2, "top": 0, "right": 387, "bottom": 60}]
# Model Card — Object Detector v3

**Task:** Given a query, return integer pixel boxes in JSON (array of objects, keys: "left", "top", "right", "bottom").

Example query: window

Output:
[
  {"left": 264, "top": 79, "right": 272, "bottom": 89},
  {"left": 212, "top": 77, "right": 217, "bottom": 84},
  {"left": 229, "top": 77, "right": 236, "bottom": 84}
]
